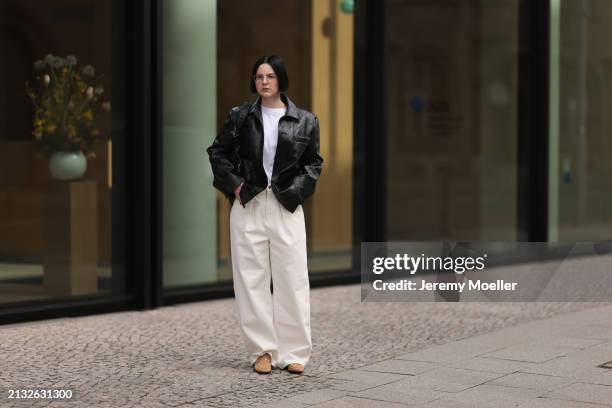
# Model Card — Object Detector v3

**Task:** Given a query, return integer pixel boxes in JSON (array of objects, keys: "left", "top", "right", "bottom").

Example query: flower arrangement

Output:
[{"left": 26, "top": 54, "right": 110, "bottom": 159}]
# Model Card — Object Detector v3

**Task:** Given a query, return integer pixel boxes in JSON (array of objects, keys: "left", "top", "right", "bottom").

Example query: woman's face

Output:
[{"left": 254, "top": 63, "right": 279, "bottom": 98}]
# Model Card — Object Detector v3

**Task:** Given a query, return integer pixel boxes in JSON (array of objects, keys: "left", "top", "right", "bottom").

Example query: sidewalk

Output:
[
  {"left": 275, "top": 303, "right": 612, "bottom": 408},
  {"left": 0, "top": 283, "right": 609, "bottom": 407}
]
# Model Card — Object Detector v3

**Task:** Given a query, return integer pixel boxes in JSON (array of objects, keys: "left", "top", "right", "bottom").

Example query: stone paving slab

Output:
[
  {"left": 521, "top": 355, "right": 612, "bottom": 383},
  {"left": 446, "top": 356, "right": 537, "bottom": 374},
  {"left": 529, "top": 337, "right": 607, "bottom": 349},
  {"left": 326, "top": 370, "right": 408, "bottom": 386},
  {"left": 395, "top": 341, "right": 503, "bottom": 364},
  {"left": 415, "top": 399, "right": 492, "bottom": 408},
  {"left": 282, "top": 389, "right": 348, "bottom": 405},
  {"left": 0, "top": 283, "right": 608, "bottom": 407},
  {"left": 329, "top": 380, "right": 384, "bottom": 392},
  {"left": 433, "top": 383, "right": 542, "bottom": 407},
  {"left": 545, "top": 382, "right": 612, "bottom": 406},
  {"left": 310, "top": 396, "right": 411, "bottom": 408},
  {"left": 481, "top": 344, "right": 576, "bottom": 363},
  {"left": 267, "top": 401, "right": 308, "bottom": 408},
  {"left": 358, "top": 359, "right": 440, "bottom": 376},
  {"left": 352, "top": 382, "right": 445, "bottom": 405},
  {"left": 487, "top": 372, "right": 575, "bottom": 392},
  {"left": 386, "top": 366, "right": 505, "bottom": 393},
  {"left": 516, "top": 398, "right": 611, "bottom": 408}
]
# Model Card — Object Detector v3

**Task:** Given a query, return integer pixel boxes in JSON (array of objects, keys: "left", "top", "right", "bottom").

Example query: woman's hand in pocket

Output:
[{"left": 234, "top": 182, "right": 244, "bottom": 205}]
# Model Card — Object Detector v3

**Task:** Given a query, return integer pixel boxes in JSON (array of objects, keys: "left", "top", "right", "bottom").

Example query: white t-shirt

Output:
[{"left": 261, "top": 105, "right": 286, "bottom": 185}]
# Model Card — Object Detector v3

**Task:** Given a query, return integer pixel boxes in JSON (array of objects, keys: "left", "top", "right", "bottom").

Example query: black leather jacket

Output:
[{"left": 207, "top": 94, "right": 324, "bottom": 213}]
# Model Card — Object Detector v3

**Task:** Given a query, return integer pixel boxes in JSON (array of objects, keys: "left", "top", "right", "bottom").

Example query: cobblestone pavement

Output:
[{"left": 0, "top": 283, "right": 606, "bottom": 407}]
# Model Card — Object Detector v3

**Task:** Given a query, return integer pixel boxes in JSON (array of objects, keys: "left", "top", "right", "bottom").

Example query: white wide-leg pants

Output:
[{"left": 229, "top": 185, "right": 312, "bottom": 369}]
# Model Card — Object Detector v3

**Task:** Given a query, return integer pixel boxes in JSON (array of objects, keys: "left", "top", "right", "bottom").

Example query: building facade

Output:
[{"left": 1, "top": 0, "right": 610, "bottom": 324}]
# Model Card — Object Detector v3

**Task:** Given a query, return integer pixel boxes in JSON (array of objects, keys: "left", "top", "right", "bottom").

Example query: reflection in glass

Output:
[
  {"left": 310, "top": 0, "right": 354, "bottom": 273},
  {"left": 385, "top": 0, "right": 519, "bottom": 241},
  {"left": 163, "top": 0, "right": 217, "bottom": 288},
  {"left": 0, "top": 1, "right": 119, "bottom": 304},
  {"left": 163, "top": 0, "right": 355, "bottom": 289},
  {"left": 556, "top": 0, "right": 612, "bottom": 241}
]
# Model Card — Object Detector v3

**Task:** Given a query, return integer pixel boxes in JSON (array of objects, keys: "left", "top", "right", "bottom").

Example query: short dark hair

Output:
[{"left": 250, "top": 55, "right": 289, "bottom": 93}]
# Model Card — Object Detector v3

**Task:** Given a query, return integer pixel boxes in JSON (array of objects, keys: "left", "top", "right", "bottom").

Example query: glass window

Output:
[
  {"left": 163, "top": 0, "right": 354, "bottom": 289},
  {"left": 385, "top": 0, "right": 519, "bottom": 241},
  {"left": 554, "top": 0, "right": 612, "bottom": 241},
  {"left": 162, "top": 0, "right": 218, "bottom": 287},
  {"left": 0, "top": 1, "right": 125, "bottom": 304}
]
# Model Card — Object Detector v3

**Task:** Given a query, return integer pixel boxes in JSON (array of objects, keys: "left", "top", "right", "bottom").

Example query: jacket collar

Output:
[{"left": 249, "top": 93, "right": 299, "bottom": 120}]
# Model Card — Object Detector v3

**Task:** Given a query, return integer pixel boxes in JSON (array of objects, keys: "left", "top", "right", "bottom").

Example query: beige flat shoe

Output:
[
  {"left": 253, "top": 353, "right": 272, "bottom": 374},
  {"left": 286, "top": 363, "right": 304, "bottom": 374}
]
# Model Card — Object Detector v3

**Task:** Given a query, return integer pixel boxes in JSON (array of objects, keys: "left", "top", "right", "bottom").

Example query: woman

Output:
[{"left": 207, "top": 55, "right": 323, "bottom": 374}]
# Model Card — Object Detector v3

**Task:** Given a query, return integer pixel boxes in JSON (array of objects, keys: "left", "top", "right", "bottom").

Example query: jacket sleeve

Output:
[
  {"left": 293, "top": 115, "right": 324, "bottom": 202},
  {"left": 206, "top": 108, "right": 245, "bottom": 198}
]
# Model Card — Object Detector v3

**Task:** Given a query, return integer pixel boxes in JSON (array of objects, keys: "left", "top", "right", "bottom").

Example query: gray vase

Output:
[{"left": 49, "top": 151, "right": 87, "bottom": 180}]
